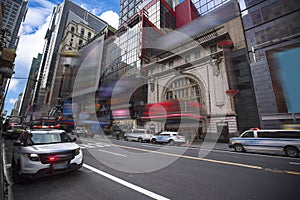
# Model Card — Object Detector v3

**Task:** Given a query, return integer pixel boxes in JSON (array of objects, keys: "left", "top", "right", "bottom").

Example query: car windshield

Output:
[
  {"left": 29, "top": 132, "right": 73, "bottom": 145},
  {"left": 9, "top": 125, "right": 25, "bottom": 130}
]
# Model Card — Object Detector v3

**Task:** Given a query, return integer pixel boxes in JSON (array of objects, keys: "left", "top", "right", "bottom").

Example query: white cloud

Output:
[
  {"left": 13, "top": 1, "right": 55, "bottom": 83},
  {"left": 8, "top": 79, "right": 19, "bottom": 92},
  {"left": 9, "top": 98, "right": 18, "bottom": 105},
  {"left": 14, "top": 14, "right": 52, "bottom": 77},
  {"left": 78, "top": 2, "right": 105, "bottom": 16},
  {"left": 99, "top": 10, "right": 119, "bottom": 29},
  {"left": 22, "top": 0, "right": 55, "bottom": 34},
  {"left": 22, "top": 8, "right": 51, "bottom": 34}
]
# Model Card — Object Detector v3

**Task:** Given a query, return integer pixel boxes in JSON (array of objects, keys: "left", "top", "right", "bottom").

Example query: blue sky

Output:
[{"left": 4, "top": 0, "right": 120, "bottom": 115}]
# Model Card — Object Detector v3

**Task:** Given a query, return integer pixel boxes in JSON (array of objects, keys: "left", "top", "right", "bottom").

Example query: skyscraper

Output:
[
  {"left": 0, "top": 0, "right": 28, "bottom": 49},
  {"left": 119, "top": 0, "right": 144, "bottom": 27},
  {"left": 33, "top": 0, "right": 107, "bottom": 117},
  {"left": 240, "top": 0, "right": 300, "bottom": 128},
  {"left": 10, "top": 92, "right": 22, "bottom": 116},
  {"left": 191, "top": 0, "right": 229, "bottom": 15},
  {"left": 19, "top": 53, "right": 42, "bottom": 121},
  {"left": 0, "top": 0, "right": 27, "bottom": 115},
  {"left": 119, "top": 0, "right": 177, "bottom": 29}
]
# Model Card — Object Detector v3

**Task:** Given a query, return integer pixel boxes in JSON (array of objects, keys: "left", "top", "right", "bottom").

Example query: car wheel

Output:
[
  {"left": 233, "top": 144, "right": 245, "bottom": 152},
  {"left": 124, "top": 136, "right": 128, "bottom": 141},
  {"left": 12, "top": 161, "right": 24, "bottom": 184},
  {"left": 168, "top": 139, "right": 175, "bottom": 145},
  {"left": 151, "top": 139, "right": 156, "bottom": 144},
  {"left": 138, "top": 138, "right": 143, "bottom": 143},
  {"left": 285, "top": 146, "right": 299, "bottom": 157}
]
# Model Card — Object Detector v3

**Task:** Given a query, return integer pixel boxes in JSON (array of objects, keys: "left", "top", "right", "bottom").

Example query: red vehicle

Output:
[{"left": 57, "top": 116, "right": 75, "bottom": 133}]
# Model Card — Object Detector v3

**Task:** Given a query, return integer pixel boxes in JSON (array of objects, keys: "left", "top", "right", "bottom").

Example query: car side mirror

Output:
[{"left": 13, "top": 141, "right": 22, "bottom": 146}]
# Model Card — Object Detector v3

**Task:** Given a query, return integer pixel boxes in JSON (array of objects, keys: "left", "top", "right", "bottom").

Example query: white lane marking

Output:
[
  {"left": 98, "top": 149, "right": 127, "bottom": 157},
  {"left": 289, "top": 162, "right": 300, "bottom": 165},
  {"left": 83, "top": 164, "right": 170, "bottom": 200},
  {"left": 6, "top": 164, "right": 11, "bottom": 168},
  {"left": 79, "top": 144, "right": 96, "bottom": 148},
  {"left": 79, "top": 143, "right": 105, "bottom": 149},
  {"left": 88, "top": 143, "right": 105, "bottom": 148}
]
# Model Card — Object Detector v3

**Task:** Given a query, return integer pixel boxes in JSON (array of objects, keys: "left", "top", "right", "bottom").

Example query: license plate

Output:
[{"left": 53, "top": 162, "right": 68, "bottom": 170}]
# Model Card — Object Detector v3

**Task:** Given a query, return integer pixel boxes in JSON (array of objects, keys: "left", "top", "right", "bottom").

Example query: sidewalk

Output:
[{"left": 0, "top": 136, "right": 9, "bottom": 200}]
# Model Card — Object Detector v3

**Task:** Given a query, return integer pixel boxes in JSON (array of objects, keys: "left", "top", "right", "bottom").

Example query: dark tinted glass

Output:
[
  {"left": 241, "top": 131, "right": 254, "bottom": 137},
  {"left": 257, "top": 131, "right": 300, "bottom": 138}
]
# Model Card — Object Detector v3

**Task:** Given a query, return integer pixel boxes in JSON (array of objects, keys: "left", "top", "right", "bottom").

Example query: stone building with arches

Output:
[{"left": 143, "top": 1, "right": 259, "bottom": 141}]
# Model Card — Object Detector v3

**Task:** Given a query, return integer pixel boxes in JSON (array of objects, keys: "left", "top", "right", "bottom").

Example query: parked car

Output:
[
  {"left": 4, "top": 124, "right": 26, "bottom": 139},
  {"left": 229, "top": 129, "right": 300, "bottom": 157},
  {"left": 150, "top": 131, "right": 186, "bottom": 145},
  {"left": 124, "top": 129, "right": 153, "bottom": 142},
  {"left": 12, "top": 129, "right": 83, "bottom": 183},
  {"left": 72, "top": 127, "right": 88, "bottom": 137}
]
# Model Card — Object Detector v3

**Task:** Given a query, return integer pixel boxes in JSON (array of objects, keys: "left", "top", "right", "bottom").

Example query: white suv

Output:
[
  {"left": 12, "top": 129, "right": 83, "bottom": 183},
  {"left": 150, "top": 131, "right": 186, "bottom": 145}
]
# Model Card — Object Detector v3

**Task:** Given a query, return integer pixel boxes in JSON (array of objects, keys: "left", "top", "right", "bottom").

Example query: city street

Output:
[
  {"left": 1, "top": 0, "right": 300, "bottom": 200},
  {"left": 3, "top": 137, "right": 300, "bottom": 200}
]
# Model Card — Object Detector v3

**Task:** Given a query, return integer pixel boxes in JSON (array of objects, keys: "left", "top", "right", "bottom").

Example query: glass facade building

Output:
[
  {"left": 98, "top": 0, "right": 176, "bottom": 125},
  {"left": 240, "top": 0, "right": 300, "bottom": 128},
  {"left": 104, "top": 0, "right": 177, "bottom": 83},
  {"left": 119, "top": 0, "right": 144, "bottom": 27},
  {"left": 119, "top": 0, "right": 175, "bottom": 30},
  {"left": 102, "top": 24, "right": 142, "bottom": 83},
  {"left": 191, "top": 0, "right": 229, "bottom": 15}
]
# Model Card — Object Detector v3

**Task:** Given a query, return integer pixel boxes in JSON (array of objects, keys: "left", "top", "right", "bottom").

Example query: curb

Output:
[{"left": 1, "top": 141, "right": 10, "bottom": 200}]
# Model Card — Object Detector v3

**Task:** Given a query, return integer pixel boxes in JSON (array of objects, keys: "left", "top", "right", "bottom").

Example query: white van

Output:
[
  {"left": 229, "top": 129, "right": 300, "bottom": 157},
  {"left": 124, "top": 129, "right": 153, "bottom": 142}
]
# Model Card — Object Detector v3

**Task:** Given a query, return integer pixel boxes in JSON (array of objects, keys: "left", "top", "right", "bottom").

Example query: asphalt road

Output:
[{"left": 3, "top": 137, "right": 300, "bottom": 200}]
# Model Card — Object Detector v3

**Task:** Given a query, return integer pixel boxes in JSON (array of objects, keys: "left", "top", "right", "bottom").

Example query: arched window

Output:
[
  {"left": 164, "top": 77, "right": 205, "bottom": 105},
  {"left": 71, "top": 26, "right": 75, "bottom": 32},
  {"left": 88, "top": 32, "right": 92, "bottom": 39},
  {"left": 79, "top": 39, "right": 83, "bottom": 46},
  {"left": 81, "top": 28, "right": 85, "bottom": 36}
]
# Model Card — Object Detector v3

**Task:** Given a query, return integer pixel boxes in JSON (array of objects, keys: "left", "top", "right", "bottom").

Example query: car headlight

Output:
[
  {"left": 26, "top": 153, "right": 40, "bottom": 161},
  {"left": 75, "top": 147, "right": 81, "bottom": 156}
]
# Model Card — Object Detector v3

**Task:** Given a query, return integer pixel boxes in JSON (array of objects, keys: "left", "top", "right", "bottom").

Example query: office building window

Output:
[{"left": 169, "top": 61, "right": 173, "bottom": 68}]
